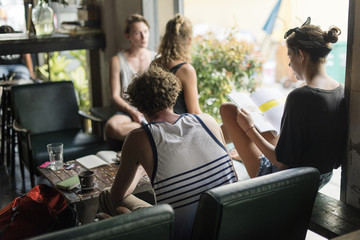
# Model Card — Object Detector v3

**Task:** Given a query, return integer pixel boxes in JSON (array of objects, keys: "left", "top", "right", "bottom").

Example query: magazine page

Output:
[
  {"left": 227, "top": 92, "right": 276, "bottom": 134},
  {"left": 76, "top": 154, "right": 108, "bottom": 169},
  {"left": 250, "top": 88, "right": 285, "bottom": 136},
  {"left": 96, "top": 150, "right": 118, "bottom": 164}
]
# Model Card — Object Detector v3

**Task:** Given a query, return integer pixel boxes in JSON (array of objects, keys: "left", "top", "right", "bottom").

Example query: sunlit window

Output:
[{"left": 0, "top": 0, "right": 26, "bottom": 33}]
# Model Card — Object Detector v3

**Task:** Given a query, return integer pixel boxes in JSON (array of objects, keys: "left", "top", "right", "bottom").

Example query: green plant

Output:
[
  {"left": 36, "top": 50, "right": 90, "bottom": 111},
  {"left": 192, "top": 26, "right": 263, "bottom": 122},
  {"left": 37, "top": 52, "right": 71, "bottom": 81}
]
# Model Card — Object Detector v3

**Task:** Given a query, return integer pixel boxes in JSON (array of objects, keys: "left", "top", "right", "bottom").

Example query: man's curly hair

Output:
[{"left": 125, "top": 65, "right": 181, "bottom": 117}]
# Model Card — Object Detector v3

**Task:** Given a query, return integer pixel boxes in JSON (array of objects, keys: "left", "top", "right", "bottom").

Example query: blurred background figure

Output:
[{"left": 0, "top": 25, "right": 34, "bottom": 80}]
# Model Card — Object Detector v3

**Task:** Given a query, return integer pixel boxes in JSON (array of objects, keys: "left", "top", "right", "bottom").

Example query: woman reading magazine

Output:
[{"left": 220, "top": 17, "right": 347, "bottom": 189}]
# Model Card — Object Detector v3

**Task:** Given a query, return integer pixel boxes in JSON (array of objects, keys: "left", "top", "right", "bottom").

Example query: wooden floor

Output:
[{"left": 0, "top": 154, "right": 48, "bottom": 209}]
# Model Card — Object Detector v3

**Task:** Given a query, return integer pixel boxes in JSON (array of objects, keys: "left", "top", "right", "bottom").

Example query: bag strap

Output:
[{"left": 0, "top": 198, "right": 21, "bottom": 234}]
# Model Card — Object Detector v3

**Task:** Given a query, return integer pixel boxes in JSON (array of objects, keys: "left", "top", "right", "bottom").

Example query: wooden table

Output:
[{"left": 38, "top": 160, "right": 153, "bottom": 224}]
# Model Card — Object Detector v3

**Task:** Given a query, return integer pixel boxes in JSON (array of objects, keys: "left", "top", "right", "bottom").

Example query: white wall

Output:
[{"left": 184, "top": 0, "right": 349, "bottom": 43}]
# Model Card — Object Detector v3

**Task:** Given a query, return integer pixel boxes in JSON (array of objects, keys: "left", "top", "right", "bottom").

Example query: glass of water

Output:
[{"left": 47, "top": 143, "right": 63, "bottom": 170}]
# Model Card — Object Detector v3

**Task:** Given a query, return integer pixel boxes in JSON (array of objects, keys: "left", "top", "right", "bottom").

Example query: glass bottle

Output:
[{"left": 32, "top": 0, "right": 54, "bottom": 36}]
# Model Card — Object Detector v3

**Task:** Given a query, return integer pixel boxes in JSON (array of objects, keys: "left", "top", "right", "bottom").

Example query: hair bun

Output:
[
  {"left": 325, "top": 26, "right": 341, "bottom": 44},
  {"left": 175, "top": 14, "right": 184, "bottom": 25},
  {"left": 174, "top": 14, "right": 184, "bottom": 35}
]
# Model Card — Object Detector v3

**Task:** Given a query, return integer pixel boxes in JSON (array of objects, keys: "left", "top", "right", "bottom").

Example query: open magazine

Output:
[
  {"left": 76, "top": 150, "right": 119, "bottom": 169},
  {"left": 227, "top": 88, "right": 285, "bottom": 136}
]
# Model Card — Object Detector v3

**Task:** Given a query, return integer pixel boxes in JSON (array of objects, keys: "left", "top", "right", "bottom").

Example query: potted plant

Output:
[{"left": 192, "top": 26, "right": 264, "bottom": 122}]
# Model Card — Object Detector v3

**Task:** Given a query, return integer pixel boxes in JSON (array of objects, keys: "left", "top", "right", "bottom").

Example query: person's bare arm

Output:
[
  {"left": 236, "top": 108, "right": 288, "bottom": 170},
  {"left": 177, "top": 64, "right": 202, "bottom": 114},
  {"left": 110, "top": 55, "right": 143, "bottom": 123},
  {"left": 23, "top": 54, "right": 35, "bottom": 79},
  {"left": 110, "top": 128, "right": 153, "bottom": 200}
]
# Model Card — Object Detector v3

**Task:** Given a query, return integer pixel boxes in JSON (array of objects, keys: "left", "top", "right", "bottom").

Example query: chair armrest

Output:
[
  {"left": 78, "top": 110, "right": 104, "bottom": 123},
  {"left": 13, "top": 120, "right": 31, "bottom": 134}
]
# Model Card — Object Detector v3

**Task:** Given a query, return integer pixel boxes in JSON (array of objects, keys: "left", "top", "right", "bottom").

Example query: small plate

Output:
[{"left": 81, "top": 183, "right": 95, "bottom": 191}]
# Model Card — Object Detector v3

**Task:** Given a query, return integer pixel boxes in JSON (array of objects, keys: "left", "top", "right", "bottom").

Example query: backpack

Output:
[{"left": 0, "top": 184, "right": 78, "bottom": 240}]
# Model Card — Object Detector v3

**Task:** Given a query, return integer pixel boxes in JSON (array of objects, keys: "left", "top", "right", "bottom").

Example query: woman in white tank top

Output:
[{"left": 105, "top": 14, "right": 155, "bottom": 145}]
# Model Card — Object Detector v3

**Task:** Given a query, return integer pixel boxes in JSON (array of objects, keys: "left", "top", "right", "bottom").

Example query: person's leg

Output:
[
  {"left": 7, "top": 64, "right": 30, "bottom": 79},
  {"left": 220, "top": 103, "right": 263, "bottom": 178},
  {"left": 105, "top": 114, "right": 141, "bottom": 141},
  {"left": 220, "top": 123, "right": 232, "bottom": 144},
  {"left": 98, "top": 187, "right": 152, "bottom": 216},
  {"left": 0, "top": 65, "right": 10, "bottom": 79}
]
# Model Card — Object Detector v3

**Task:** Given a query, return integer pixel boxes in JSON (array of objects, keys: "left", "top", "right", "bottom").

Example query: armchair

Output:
[
  {"left": 30, "top": 204, "right": 174, "bottom": 240},
  {"left": 89, "top": 105, "right": 123, "bottom": 151},
  {"left": 191, "top": 167, "right": 320, "bottom": 240},
  {"left": 11, "top": 81, "right": 109, "bottom": 187}
]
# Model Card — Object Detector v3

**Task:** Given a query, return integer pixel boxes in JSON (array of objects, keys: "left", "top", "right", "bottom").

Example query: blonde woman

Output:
[{"left": 153, "top": 14, "right": 202, "bottom": 114}]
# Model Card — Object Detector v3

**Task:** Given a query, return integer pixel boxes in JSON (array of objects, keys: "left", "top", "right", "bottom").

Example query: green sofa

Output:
[
  {"left": 30, "top": 204, "right": 174, "bottom": 240},
  {"left": 191, "top": 167, "right": 320, "bottom": 240}
]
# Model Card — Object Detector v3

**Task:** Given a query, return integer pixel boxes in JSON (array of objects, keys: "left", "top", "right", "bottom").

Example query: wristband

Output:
[{"left": 245, "top": 126, "right": 255, "bottom": 134}]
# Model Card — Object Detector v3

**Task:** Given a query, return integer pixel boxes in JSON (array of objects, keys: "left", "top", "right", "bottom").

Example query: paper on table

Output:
[
  {"left": 76, "top": 155, "right": 107, "bottom": 169},
  {"left": 95, "top": 151, "right": 118, "bottom": 164},
  {"left": 75, "top": 151, "right": 118, "bottom": 169}
]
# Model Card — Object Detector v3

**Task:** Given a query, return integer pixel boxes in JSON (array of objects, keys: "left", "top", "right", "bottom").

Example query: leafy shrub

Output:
[
  {"left": 192, "top": 26, "right": 263, "bottom": 122},
  {"left": 36, "top": 50, "right": 90, "bottom": 111}
]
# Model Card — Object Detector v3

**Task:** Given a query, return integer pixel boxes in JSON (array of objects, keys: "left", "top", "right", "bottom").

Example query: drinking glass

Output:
[{"left": 47, "top": 143, "right": 63, "bottom": 170}]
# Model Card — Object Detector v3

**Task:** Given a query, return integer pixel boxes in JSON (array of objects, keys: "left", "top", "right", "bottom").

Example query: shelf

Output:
[{"left": 0, "top": 32, "right": 106, "bottom": 55}]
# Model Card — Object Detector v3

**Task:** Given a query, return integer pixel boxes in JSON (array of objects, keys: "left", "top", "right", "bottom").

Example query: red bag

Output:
[{"left": 0, "top": 184, "right": 74, "bottom": 240}]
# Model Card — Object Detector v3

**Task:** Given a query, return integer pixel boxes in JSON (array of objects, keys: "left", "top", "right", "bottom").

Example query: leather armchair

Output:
[
  {"left": 30, "top": 204, "right": 174, "bottom": 240},
  {"left": 191, "top": 167, "right": 320, "bottom": 240},
  {"left": 11, "top": 81, "right": 109, "bottom": 187},
  {"left": 89, "top": 105, "right": 123, "bottom": 151}
]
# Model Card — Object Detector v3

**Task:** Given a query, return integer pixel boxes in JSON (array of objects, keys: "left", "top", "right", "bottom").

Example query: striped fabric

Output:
[
  {"left": 143, "top": 114, "right": 237, "bottom": 240},
  {"left": 154, "top": 154, "right": 235, "bottom": 208}
]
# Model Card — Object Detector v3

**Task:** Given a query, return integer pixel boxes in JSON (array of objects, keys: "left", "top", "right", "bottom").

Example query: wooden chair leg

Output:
[
  {"left": 16, "top": 133, "right": 26, "bottom": 184},
  {"left": 29, "top": 166, "right": 36, "bottom": 188},
  {"left": 1, "top": 90, "right": 6, "bottom": 166},
  {"left": 6, "top": 95, "right": 11, "bottom": 167},
  {"left": 11, "top": 130, "right": 16, "bottom": 176},
  {"left": 19, "top": 157, "right": 25, "bottom": 185}
]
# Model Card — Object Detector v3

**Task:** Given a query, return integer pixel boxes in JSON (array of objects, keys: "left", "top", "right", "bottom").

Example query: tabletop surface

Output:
[{"left": 38, "top": 160, "right": 151, "bottom": 203}]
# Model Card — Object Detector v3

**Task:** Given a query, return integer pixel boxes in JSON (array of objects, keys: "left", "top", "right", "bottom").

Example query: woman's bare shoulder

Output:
[{"left": 176, "top": 63, "right": 196, "bottom": 79}]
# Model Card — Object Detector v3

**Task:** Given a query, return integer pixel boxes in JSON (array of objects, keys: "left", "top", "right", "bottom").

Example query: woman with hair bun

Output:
[
  {"left": 220, "top": 17, "right": 347, "bottom": 189},
  {"left": 153, "top": 14, "right": 202, "bottom": 114}
]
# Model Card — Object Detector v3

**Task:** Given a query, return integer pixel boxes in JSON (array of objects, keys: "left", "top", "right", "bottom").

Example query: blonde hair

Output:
[
  {"left": 126, "top": 65, "right": 181, "bottom": 116},
  {"left": 124, "top": 14, "right": 150, "bottom": 34},
  {"left": 155, "top": 14, "right": 193, "bottom": 66}
]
